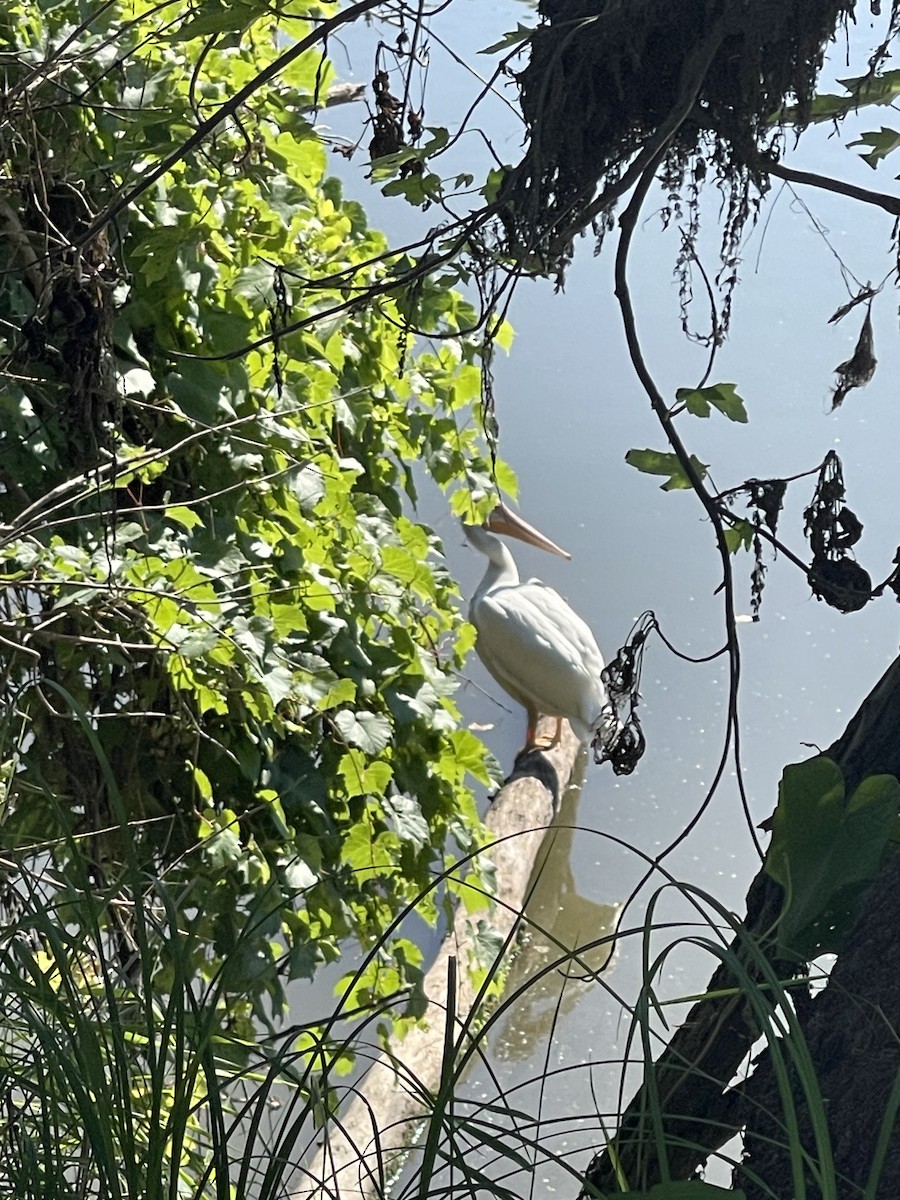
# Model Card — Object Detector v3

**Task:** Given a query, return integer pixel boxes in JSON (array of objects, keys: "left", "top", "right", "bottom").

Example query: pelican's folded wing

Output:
[{"left": 470, "top": 580, "right": 607, "bottom": 734}]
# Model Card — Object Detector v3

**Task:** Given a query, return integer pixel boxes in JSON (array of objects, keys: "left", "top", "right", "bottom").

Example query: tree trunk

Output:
[{"left": 582, "top": 654, "right": 900, "bottom": 1197}]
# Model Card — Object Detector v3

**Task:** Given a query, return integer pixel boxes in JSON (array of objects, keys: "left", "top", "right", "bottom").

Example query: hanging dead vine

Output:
[
  {"left": 804, "top": 450, "right": 872, "bottom": 612},
  {"left": 498, "top": 0, "right": 900, "bottom": 305}
]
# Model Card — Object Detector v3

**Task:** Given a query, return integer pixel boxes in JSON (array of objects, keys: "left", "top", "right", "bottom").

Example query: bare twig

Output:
[{"left": 761, "top": 155, "right": 900, "bottom": 218}]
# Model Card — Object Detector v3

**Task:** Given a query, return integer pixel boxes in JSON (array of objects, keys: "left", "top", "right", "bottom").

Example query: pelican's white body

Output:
[{"left": 464, "top": 523, "right": 611, "bottom": 744}]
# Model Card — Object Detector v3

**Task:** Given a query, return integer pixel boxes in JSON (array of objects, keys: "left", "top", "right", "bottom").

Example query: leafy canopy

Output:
[{"left": 0, "top": 0, "right": 508, "bottom": 1046}]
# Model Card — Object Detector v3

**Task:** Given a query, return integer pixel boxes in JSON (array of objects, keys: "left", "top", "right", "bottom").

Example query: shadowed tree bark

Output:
[{"left": 581, "top": 655, "right": 900, "bottom": 1197}]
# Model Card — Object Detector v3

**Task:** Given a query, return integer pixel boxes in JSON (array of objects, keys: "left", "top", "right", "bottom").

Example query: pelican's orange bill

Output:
[{"left": 484, "top": 501, "right": 571, "bottom": 559}]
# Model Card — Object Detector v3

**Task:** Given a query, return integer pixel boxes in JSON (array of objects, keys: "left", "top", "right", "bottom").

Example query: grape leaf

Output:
[{"left": 625, "top": 448, "right": 710, "bottom": 491}]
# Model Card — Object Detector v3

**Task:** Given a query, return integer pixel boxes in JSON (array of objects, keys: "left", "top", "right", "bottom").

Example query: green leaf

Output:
[
  {"left": 0, "top": 0, "right": 506, "bottom": 1042},
  {"left": 625, "top": 448, "right": 709, "bottom": 491},
  {"left": 381, "top": 171, "right": 442, "bottom": 206},
  {"left": 281, "top": 856, "right": 317, "bottom": 892},
  {"left": 472, "top": 920, "right": 504, "bottom": 967},
  {"left": 131, "top": 225, "right": 182, "bottom": 284},
  {"left": 765, "top": 757, "right": 900, "bottom": 957},
  {"left": 199, "top": 810, "right": 243, "bottom": 870},
  {"left": 167, "top": 4, "right": 257, "bottom": 42},
  {"left": 493, "top": 319, "right": 514, "bottom": 353},
  {"left": 233, "top": 262, "right": 278, "bottom": 306},
  {"left": 724, "top": 519, "right": 755, "bottom": 554},
  {"left": 781, "top": 70, "right": 900, "bottom": 124},
  {"left": 165, "top": 622, "right": 220, "bottom": 657},
  {"left": 341, "top": 821, "right": 395, "bottom": 880},
  {"left": 480, "top": 22, "right": 533, "bottom": 55},
  {"left": 848, "top": 125, "right": 900, "bottom": 168},
  {"left": 269, "top": 131, "right": 325, "bottom": 183},
  {"left": 380, "top": 544, "right": 421, "bottom": 585},
  {"left": 446, "top": 728, "right": 492, "bottom": 785},
  {"left": 167, "top": 505, "right": 204, "bottom": 530},
  {"left": 317, "top": 677, "right": 357, "bottom": 711},
  {"left": 192, "top": 765, "right": 213, "bottom": 802},
  {"left": 334, "top": 710, "right": 393, "bottom": 754},
  {"left": 337, "top": 751, "right": 393, "bottom": 799},
  {"left": 676, "top": 382, "right": 748, "bottom": 423},
  {"left": 483, "top": 167, "right": 507, "bottom": 204},
  {"left": 260, "top": 663, "right": 295, "bottom": 706},
  {"left": 290, "top": 466, "right": 326, "bottom": 511},
  {"left": 382, "top": 792, "right": 430, "bottom": 850},
  {"left": 837, "top": 70, "right": 900, "bottom": 104},
  {"left": 493, "top": 460, "right": 519, "bottom": 500}
]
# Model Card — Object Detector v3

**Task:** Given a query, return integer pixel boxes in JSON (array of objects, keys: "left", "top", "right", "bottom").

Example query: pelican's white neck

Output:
[{"left": 463, "top": 524, "right": 520, "bottom": 590}]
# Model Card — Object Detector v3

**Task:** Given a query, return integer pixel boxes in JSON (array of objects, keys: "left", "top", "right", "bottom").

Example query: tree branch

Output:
[{"left": 761, "top": 155, "right": 900, "bottom": 218}]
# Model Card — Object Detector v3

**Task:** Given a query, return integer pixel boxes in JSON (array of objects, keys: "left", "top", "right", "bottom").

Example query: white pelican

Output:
[{"left": 463, "top": 503, "right": 618, "bottom": 752}]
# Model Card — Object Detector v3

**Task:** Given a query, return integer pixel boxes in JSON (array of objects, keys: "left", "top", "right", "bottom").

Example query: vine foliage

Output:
[{"left": 0, "top": 0, "right": 508, "bottom": 1127}]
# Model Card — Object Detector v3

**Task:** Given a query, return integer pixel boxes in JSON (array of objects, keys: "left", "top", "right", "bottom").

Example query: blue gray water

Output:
[{"left": 306, "top": 4, "right": 900, "bottom": 1187}]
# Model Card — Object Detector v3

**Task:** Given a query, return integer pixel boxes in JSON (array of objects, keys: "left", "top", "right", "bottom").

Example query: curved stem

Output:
[
  {"left": 718, "top": 505, "right": 812, "bottom": 577},
  {"left": 614, "top": 155, "right": 763, "bottom": 862},
  {"left": 762, "top": 157, "right": 900, "bottom": 219}
]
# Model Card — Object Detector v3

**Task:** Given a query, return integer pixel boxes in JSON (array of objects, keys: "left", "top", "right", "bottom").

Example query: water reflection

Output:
[
  {"left": 491, "top": 768, "right": 620, "bottom": 1065},
  {"left": 305, "top": 5, "right": 900, "bottom": 1191}
]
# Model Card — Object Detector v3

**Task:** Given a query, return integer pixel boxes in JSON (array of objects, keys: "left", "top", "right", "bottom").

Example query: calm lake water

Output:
[{"left": 304, "top": 3, "right": 900, "bottom": 1188}]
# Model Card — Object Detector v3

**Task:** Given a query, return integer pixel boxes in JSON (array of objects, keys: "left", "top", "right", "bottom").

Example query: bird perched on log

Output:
[{"left": 463, "top": 503, "right": 619, "bottom": 753}]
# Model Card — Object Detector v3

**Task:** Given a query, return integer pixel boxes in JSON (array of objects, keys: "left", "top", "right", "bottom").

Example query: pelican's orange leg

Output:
[{"left": 525, "top": 710, "right": 561, "bottom": 748}]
